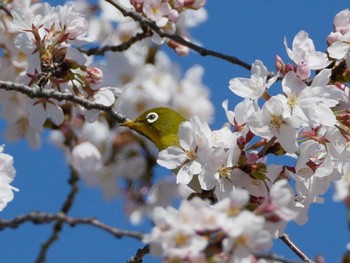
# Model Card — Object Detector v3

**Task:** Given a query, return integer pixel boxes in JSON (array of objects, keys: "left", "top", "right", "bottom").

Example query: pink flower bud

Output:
[
  {"left": 86, "top": 67, "right": 103, "bottom": 84},
  {"left": 167, "top": 37, "right": 190, "bottom": 56},
  {"left": 285, "top": 63, "right": 295, "bottom": 73},
  {"left": 130, "top": 0, "right": 143, "bottom": 12},
  {"left": 275, "top": 54, "right": 285, "bottom": 74}
]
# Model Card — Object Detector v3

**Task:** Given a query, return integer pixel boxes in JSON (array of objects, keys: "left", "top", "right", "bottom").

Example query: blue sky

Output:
[{"left": 0, "top": 1, "right": 349, "bottom": 263}]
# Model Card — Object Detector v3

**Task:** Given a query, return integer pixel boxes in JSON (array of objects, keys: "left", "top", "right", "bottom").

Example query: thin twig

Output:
[
  {"left": 0, "top": 212, "right": 144, "bottom": 240},
  {"left": 80, "top": 29, "right": 153, "bottom": 56},
  {"left": 105, "top": 0, "right": 251, "bottom": 70},
  {"left": 35, "top": 169, "right": 80, "bottom": 263},
  {"left": 127, "top": 245, "right": 150, "bottom": 263},
  {"left": 279, "top": 234, "right": 313, "bottom": 263},
  {"left": 0, "top": 80, "right": 129, "bottom": 123}
]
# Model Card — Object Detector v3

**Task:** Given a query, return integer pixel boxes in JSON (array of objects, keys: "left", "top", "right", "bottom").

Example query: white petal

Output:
[
  {"left": 28, "top": 103, "right": 47, "bottom": 128},
  {"left": 47, "top": 103, "right": 64, "bottom": 126},
  {"left": 157, "top": 146, "right": 188, "bottom": 169},
  {"left": 311, "top": 69, "right": 331, "bottom": 87},
  {"left": 328, "top": 41, "right": 350, "bottom": 59},
  {"left": 93, "top": 89, "right": 115, "bottom": 106},
  {"left": 176, "top": 164, "right": 194, "bottom": 185},
  {"left": 277, "top": 125, "right": 298, "bottom": 153},
  {"left": 229, "top": 77, "right": 254, "bottom": 99}
]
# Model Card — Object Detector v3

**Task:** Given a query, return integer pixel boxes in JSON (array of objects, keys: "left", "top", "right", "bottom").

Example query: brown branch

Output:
[
  {"left": 0, "top": 80, "right": 129, "bottom": 123},
  {"left": 0, "top": 212, "right": 144, "bottom": 240},
  {"left": 35, "top": 169, "right": 80, "bottom": 263},
  {"left": 104, "top": 0, "right": 251, "bottom": 70},
  {"left": 127, "top": 245, "right": 150, "bottom": 263},
  {"left": 279, "top": 234, "right": 313, "bottom": 263},
  {"left": 80, "top": 29, "right": 153, "bottom": 56}
]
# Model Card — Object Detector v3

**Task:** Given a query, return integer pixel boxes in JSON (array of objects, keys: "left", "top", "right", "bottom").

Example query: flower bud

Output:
[
  {"left": 285, "top": 63, "right": 295, "bottom": 73},
  {"left": 167, "top": 37, "right": 190, "bottom": 56},
  {"left": 86, "top": 67, "right": 103, "bottom": 84},
  {"left": 275, "top": 54, "right": 285, "bottom": 74}
]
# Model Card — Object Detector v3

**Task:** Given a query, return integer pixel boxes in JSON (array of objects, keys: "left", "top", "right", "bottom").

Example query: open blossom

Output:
[
  {"left": 157, "top": 116, "right": 212, "bottom": 186},
  {"left": 246, "top": 95, "right": 299, "bottom": 153},
  {"left": 26, "top": 98, "right": 65, "bottom": 128},
  {"left": 0, "top": 145, "right": 18, "bottom": 211},
  {"left": 79, "top": 89, "right": 116, "bottom": 123},
  {"left": 229, "top": 60, "right": 277, "bottom": 100},
  {"left": 260, "top": 171, "right": 299, "bottom": 236},
  {"left": 289, "top": 140, "right": 341, "bottom": 224},
  {"left": 222, "top": 210, "right": 272, "bottom": 262},
  {"left": 144, "top": 200, "right": 209, "bottom": 261},
  {"left": 327, "top": 31, "right": 350, "bottom": 69},
  {"left": 282, "top": 70, "right": 343, "bottom": 127},
  {"left": 222, "top": 99, "right": 257, "bottom": 136},
  {"left": 199, "top": 145, "right": 240, "bottom": 200},
  {"left": 143, "top": 0, "right": 173, "bottom": 28},
  {"left": 327, "top": 9, "right": 350, "bottom": 44},
  {"left": 284, "top": 30, "right": 331, "bottom": 80},
  {"left": 70, "top": 141, "right": 104, "bottom": 181},
  {"left": 145, "top": 189, "right": 272, "bottom": 262}
]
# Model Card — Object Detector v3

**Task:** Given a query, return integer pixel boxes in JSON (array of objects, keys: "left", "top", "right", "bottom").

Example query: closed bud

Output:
[
  {"left": 285, "top": 63, "right": 295, "bottom": 73},
  {"left": 275, "top": 54, "right": 285, "bottom": 74},
  {"left": 167, "top": 37, "right": 190, "bottom": 56}
]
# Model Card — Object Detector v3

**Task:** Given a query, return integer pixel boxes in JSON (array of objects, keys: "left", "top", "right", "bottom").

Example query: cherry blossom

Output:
[
  {"left": 0, "top": 145, "right": 18, "bottom": 211},
  {"left": 246, "top": 95, "right": 299, "bottom": 153},
  {"left": 157, "top": 116, "right": 212, "bottom": 186},
  {"left": 284, "top": 30, "right": 331, "bottom": 80},
  {"left": 282, "top": 70, "right": 343, "bottom": 127},
  {"left": 229, "top": 60, "right": 277, "bottom": 100}
]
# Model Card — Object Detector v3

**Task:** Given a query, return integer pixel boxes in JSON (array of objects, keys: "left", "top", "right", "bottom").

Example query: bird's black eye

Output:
[{"left": 146, "top": 112, "right": 159, "bottom": 123}]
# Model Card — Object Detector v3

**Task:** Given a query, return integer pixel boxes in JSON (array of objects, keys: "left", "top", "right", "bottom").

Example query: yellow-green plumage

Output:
[
  {"left": 121, "top": 107, "right": 187, "bottom": 150},
  {"left": 122, "top": 107, "right": 216, "bottom": 201}
]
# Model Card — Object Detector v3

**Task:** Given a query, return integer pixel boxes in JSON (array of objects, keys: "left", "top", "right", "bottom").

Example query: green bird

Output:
[
  {"left": 121, "top": 107, "right": 217, "bottom": 203},
  {"left": 121, "top": 107, "right": 186, "bottom": 151}
]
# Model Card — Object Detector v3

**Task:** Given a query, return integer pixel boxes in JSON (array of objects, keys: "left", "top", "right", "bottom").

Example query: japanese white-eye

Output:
[
  {"left": 121, "top": 107, "right": 187, "bottom": 151},
  {"left": 121, "top": 107, "right": 216, "bottom": 202}
]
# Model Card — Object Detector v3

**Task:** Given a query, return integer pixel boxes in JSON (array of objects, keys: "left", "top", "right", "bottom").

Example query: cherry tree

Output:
[{"left": 0, "top": 1, "right": 349, "bottom": 262}]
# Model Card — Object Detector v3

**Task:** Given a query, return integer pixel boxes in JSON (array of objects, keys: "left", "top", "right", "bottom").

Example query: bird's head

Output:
[{"left": 121, "top": 107, "right": 187, "bottom": 150}]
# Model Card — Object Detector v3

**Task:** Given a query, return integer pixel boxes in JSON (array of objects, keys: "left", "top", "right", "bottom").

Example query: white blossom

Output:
[
  {"left": 0, "top": 145, "right": 18, "bottom": 211},
  {"left": 284, "top": 30, "right": 331, "bottom": 79},
  {"left": 229, "top": 60, "right": 277, "bottom": 100}
]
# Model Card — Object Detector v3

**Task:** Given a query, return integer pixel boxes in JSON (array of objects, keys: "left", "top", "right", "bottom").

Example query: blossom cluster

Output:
[
  {"left": 150, "top": 9, "right": 350, "bottom": 261},
  {"left": 130, "top": 0, "right": 206, "bottom": 37},
  {"left": 0, "top": 0, "right": 211, "bottom": 211},
  {"left": 145, "top": 183, "right": 296, "bottom": 262},
  {"left": 0, "top": 0, "right": 350, "bottom": 262}
]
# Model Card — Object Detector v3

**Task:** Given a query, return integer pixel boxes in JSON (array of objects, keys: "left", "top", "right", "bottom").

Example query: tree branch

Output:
[
  {"left": 279, "top": 234, "right": 313, "bottom": 263},
  {"left": 104, "top": 0, "right": 251, "bottom": 70},
  {"left": 80, "top": 29, "right": 153, "bottom": 56},
  {"left": 127, "top": 245, "right": 150, "bottom": 263},
  {"left": 35, "top": 169, "right": 80, "bottom": 263},
  {"left": 0, "top": 80, "right": 129, "bottom": 123},
  {"left": 0, "top": 212, "right": 144, "bottom": 240}
]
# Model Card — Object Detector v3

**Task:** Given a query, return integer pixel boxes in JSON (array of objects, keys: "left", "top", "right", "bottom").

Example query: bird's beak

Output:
[{"left": 120, "top": 119, "right": 138, "bottom": 129}]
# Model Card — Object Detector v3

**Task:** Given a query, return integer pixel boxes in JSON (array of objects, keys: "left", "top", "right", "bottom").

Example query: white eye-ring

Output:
[{"left": 146, "top": 112, "right": 159, "bottom": 123}]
